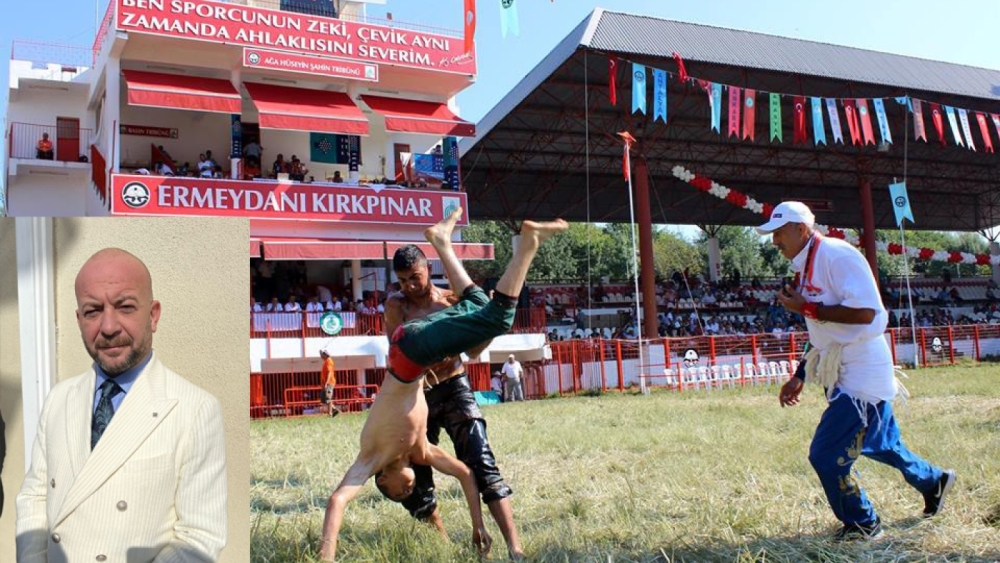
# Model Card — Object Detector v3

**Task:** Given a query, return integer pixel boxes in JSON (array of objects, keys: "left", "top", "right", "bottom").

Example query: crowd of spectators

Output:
[{"left": 250, "top": 259, "right": 388, "bottom": 316}]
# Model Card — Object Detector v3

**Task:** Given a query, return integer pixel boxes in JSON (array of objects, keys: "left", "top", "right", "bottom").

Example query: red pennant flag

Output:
[
  {"left": 672, "top": 51, "right": 688, "bottom": 83},
  {"left": 912, "top": 99, "right": 926, "bottom": 142},
  {"left": 929, "top": 103, "right": 946, "bottom": 146},
  {"left": 992, "top": 113, "right": 1000, "bottom": 140},
  {"left": 856, "top": 99, "right": 875, "bottom": 145},
  {"left": 742, "top": 88, "right": 756, "bottom": 141},
  {"left": 842, "top": 99, "right": 861, "bottom": 145},
  {"left": 728, "top": 86, "right": 741, "bottom": 138},
  {"left": 608, "top": 58, "right": 617, "bottom": 106},
  {"left": 977, "top": 112, "right": 994, "bottom": 153},
  {"left": 792, "top": 96, "right": 807, "bottom": 144},
  {"left": 617, "top": 131, "right": 636, "bottom": 181},
  {"left": 463, "top": 0, "right": 476, "bottom": 55}
]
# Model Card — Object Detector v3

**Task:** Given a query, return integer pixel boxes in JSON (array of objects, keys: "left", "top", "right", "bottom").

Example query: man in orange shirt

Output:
[
  {"left": 36, "top": 133, "right": 54, "bottom": 160},
  {"left": 320, "top": 350, "right": 340, "bottom": 417}
]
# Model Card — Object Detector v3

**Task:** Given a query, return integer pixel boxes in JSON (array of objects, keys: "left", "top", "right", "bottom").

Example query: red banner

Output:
[
  {"left": 608, "top": 57, "right": 617, "bottom": 106},
  {"left": 243, "top": 48, "right": 378, "bottom": 81},
  {"left": 842, "top": 99, "right": 860, "bottom": 145},
  {"left": 120, "top": 124, "right": 179, "bottom": 138},
  {"left": 977, "top": 112, "right": 994, "bottom": 153},
  {"left": 110, "top": 174, "right": 469, "bottom": 225},
  {"left": 929, "top": 103, "right": 946, "bottom": 146},
  {"left": 856, "top": 99, "right": 875, "bottom": 145},
  {"left": 742, "top": 89, "right": 755, "bottom": 141},
  {"left": 116, "top": 0, "right": 476, "bottom": 75},
  {"left": 792, "top": 96, "right": 806, "bottom": 144},
  {"left": 728, "top": 86, "right": 741, "bottom": 138}
]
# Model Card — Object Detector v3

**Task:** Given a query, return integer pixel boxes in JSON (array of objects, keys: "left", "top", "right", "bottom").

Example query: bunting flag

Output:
[
  {"left": 617, "top": 131, "right": 636, "bottom": 181},
  {"left": 957, "top": 108, "right": 975, "bottom": 151},
  {"left": 727, "top": 86, "right": 741, "bottom": 137},
  {"left": 944, "top": 105, "right": 963, "bottom": 147},
  {"left": 608, "top": 58, "right": 617, "bottom": 106},
  {"left": 929, "top": 103, "right": 946, "bottom": 145},
  {"left": 894, "top": 95, "right": 913, "bottom": 113},
  {"left": 872, "top": 98, "right": 892, "bottom": 145},
  {"left": 888, "top": 181, "right": 915, "bottom": 227},
  {"left": 769, "top": 93, "right": 782, "bottom": 142},
  {"left": 856, "top": 99, "right": 875, "bottom": 145},
  {"left": 463, "top": 0, "right": 476, "bottom": 55},
  {"left": 810, "top": 97, "right": 826, "bottom": 145},
  {"left": 672, "top": 51, "right": 688, "bottom": 83},
  {"left": 842, "top": 99, "right": 861, "bottom": 145},
  {"left": 653, "top": 68, "right": 667, "bottom": 123},
  {"left": 992, "top": 114, "right": 1000, "bottom": 141},
  {"left": 500, "top": 0, "right": 519, "bottom": 38},
  {"left": 792, "top": 96, "right": 807, "bottom": 144},
  {"left": 742, "top": 89, "right": 756, "bottom": 141},
  {"left": 912, "top": 99, "right": 927, "bottom": 142},
  {"left": 976, "top": 113, "right": 994, "bottom": 153},
  {"left": 631, "top": 63, "right": 646, "bottom": 114},
  {"left": 825, "top": 98, "right": 843, "bottom": 144},
  {"left": 710, "top": 83, "right": 722, "bottom": 133}
]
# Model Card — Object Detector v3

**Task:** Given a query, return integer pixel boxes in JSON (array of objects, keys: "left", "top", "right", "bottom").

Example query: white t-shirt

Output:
[
  {"left": 502, "top": 361, "right": 523, "bottom": 381},
  {"left": 793, "top": 235, "right": 895, "bottom": 402}
]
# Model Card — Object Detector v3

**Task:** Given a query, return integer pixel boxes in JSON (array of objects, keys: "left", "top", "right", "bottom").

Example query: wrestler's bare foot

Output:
[
  {"left": 509, "top": 548, "right": 526, "bottom": 561},
  {"left": 520, "top": 219, "right": 569, "bottom": 247},
  {"left": 425, "top": 207, "right": 463, "bottom": 247}
]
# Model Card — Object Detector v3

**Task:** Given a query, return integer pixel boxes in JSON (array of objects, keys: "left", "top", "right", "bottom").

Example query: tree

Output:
[
  {"left": 652, "top": 229, "right": 703, "bottom": 280},
  {"left": 697, "top": 226, "right": 787, "bottom": 279}
]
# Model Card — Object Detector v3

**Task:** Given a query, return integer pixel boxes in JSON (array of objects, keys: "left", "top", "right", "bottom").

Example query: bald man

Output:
[{"left": 16, "top": 248, "right": 228, "bottom": 563}]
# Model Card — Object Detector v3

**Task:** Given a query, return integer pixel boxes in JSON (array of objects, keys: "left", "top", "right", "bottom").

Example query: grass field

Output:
[{"left": 250, "top": 365, "right": 1000, "bottom": 563}]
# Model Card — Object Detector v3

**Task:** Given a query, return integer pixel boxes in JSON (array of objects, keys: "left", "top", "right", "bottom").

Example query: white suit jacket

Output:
[{"left": 16, "top": 355, "right": 227, "bottom": 563}]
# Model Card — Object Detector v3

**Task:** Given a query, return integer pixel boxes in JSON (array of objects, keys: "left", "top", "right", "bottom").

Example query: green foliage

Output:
[{"left": 697, "top": 226, "right": 789, "bottom": 278}]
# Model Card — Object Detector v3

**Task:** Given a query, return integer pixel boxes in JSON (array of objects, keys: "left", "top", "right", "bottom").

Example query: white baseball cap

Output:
[{"left": 755, "top": 201, "right": 815, "bottom": 235}]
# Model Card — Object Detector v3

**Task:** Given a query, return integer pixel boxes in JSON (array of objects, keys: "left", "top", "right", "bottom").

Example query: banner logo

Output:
[
  {"left": 320, "top": 312, "right": 343, "bottom": 336},
  {"left": 122, "top": 182, "right": 151, "bottom": 208},
  {"left": 247, "top": 51, "right": 261, "bottom": 65}
]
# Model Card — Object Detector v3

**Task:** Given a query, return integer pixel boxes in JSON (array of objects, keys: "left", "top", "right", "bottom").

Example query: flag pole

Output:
[
  {"left": 900, "top": 219, "right": 919, "bottom": 368},
  {"left": 623, "top": 140, "right": 646, "bottom": 395}
]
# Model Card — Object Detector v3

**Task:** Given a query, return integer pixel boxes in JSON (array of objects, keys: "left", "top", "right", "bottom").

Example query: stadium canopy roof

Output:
[{"left": 460, "top": 8, "right": 1000, "bottom": 232}]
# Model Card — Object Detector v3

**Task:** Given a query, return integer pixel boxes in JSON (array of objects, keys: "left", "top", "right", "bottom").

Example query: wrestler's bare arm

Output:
[
  {"left": 419, "top": 444, "right": 492, "bottom": 555},
  {"left": 319, "top": 456, "right": 377, "bottom": 562}
]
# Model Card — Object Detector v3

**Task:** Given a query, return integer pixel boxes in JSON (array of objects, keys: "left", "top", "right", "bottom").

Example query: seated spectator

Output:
[
  {"left": 289, "top": 156, "right": 309, "bottom": 181},
  {"left": 197, "top": 154, "right": 214, "bottom": 178},
  {"left": 155, "top": 161, "right": 174, "bottom": 176},
  {"left": 205, "top": 150, "right": 219, "bottom": 172},
  {"left": 266, "top": 297, "right": 283, "bottom": 312},
  {"left": 949, "top": 287, "right": 963, "bottom": 303},
  {"left": 332, "top": 170, "right": 344, "bottom": 183},
  {"left": 285, "top": 296, "right": 302, "bottom": 312},
  {"left": 36, "top": 133, "right": 54, "bottom": 159},
  {"left": 251, "top": 298, "right": 263, "bottom": 313},
  {"left": 177, "top": 162, "right": 191, "bottom": 176},
  {"left": 272, "top": 154, "right": 289, "bottom": 177},
  {"left": 305, "top": 296, "right": 324, "bottom": 312}
]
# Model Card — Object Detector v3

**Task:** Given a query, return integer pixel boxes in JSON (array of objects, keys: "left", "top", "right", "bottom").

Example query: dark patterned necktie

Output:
[{"left": 91, "top": 379, "right": 123, "bottom": 450}]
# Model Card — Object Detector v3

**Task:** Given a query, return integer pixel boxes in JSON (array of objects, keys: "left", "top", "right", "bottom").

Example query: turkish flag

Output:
[
  {"left": 792, "top": 96, "right": 807, "bottom": 144},
  {"left": 463, "top": 0, "right": 476, "bottom": 55},
  {"left": 608, "top": 58, "right": 617, "bottom": 106},
  {"left": 929, "top": 103, "right": 946, "bottom": 145},
  {"left": 743, "top": 89, "right": 756, "bottom": 141},
  {"left": 842, "top": 99, "right": 861, "bottom": 145},
  {"left": 856, "top": 99, "right": 875, "bottom": 145}
]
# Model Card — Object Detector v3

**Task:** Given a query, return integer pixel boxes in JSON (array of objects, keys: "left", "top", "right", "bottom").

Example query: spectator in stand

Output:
[
  {"left": 285, "top": 295, "right": 302, "bottom": 312},
  {"left": 205, "top": 150, "right": 219, "bottom": 174},
  {"left": 266, "top": 297, "right": 283, "bottom": 312},
  {"left": 316, "top": 285, "right": 333, "bottom": 303},
  {"left": 155, "top": 161, "right": 174, "bottom": 176},
  {"left": 332, "top": 170, "right": 344, "bottom": 183},
  {"left": 177, "top": 162, "right": 191, "bottom": 176},
  {"left": 197, "top": 154, "right": 214, "bottom": 178},
  {"left": 306, "top": 296, "right": 324, "bottom": 312},
  {"left": 272, "top": 154, "right": 289, "bottom": 177},
  {"left": 36, "top": 132, "right": 54, "bottom": 159},
  {"left": 251, "top": 297, "right": 263, "bottom": 313},
  {"left": 290, "top": 156, "right": 309, "bottom": 181},
  {"left": 243, "top": 139, "right": 263, "bottom": 167}
]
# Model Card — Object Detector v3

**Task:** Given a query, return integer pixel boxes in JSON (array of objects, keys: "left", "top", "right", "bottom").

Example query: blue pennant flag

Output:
[
  {"left": 500, "top": 0, "right": 519, "bottom": 38},
  {"left": 894, "top": 95, "right": 913, "bottom": 112},
  {"left": 872, "top": 98, "right": 892, "bottom": 144},
  {"left": 888, "top": 181, "right": 915, "bottom": 227},
  {"left": 810, "top": 97, "right": 826, "bottom": 145},
  {"left": 653, "top": 68, "right": 667, "bottom": 123},
  {"left": 825, "top": 98, "right": 843, "bottom": 144},
  {"left": 710, "top": 82, "right": 722, "bottom": 132},
  {"left": 631, "top": 63, "right": 647, "bottom": 115}
]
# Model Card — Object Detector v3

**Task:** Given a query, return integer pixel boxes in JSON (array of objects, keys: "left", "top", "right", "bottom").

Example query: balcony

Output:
[{"left": 7, "top": 122, "right": 93, "bottom": 178}]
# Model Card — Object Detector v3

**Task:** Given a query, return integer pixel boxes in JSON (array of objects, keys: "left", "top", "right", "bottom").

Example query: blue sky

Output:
[{"left": 1, "top": 0, "right": 997, "bottom": 214}]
